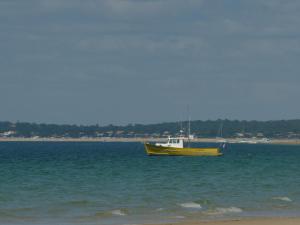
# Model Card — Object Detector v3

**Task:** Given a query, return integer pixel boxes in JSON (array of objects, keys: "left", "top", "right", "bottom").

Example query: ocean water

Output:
[{"left": 0, "top": 142, "right": 300, "bottom": 225}]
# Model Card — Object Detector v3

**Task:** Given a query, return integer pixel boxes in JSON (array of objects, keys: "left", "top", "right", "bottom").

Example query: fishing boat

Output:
[
  {"left": 144, "top": 136, "right": 223, "bottom": 156},
  {"left": 145, "top": 117, "right": 224, "bottom": 156},
  {"left": 145, "top": 111, "right": 226, "bottom": 156}
]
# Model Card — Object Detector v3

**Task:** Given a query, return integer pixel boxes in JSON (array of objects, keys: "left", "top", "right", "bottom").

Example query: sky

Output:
[{"left": 1, "top": 0, "right": 300, "bottom": 125}]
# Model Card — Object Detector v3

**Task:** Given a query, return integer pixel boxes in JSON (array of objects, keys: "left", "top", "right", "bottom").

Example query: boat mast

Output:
[
  {"left": 187, "top": 105, "right": 191, "bottom": 147},
  {"left": 218, "top": 121, "right": 223, "bottom": 138},
  {"left": 221, "top": 122, "right": 223, "bottom": 137}
]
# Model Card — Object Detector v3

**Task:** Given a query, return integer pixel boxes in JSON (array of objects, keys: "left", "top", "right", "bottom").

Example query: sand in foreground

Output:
[{"left": 150, "top": 218, "right": 300, "bottom": 225}]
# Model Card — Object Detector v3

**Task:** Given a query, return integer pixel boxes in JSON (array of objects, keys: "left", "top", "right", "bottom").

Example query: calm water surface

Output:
[{"left": 0, "top": 142, "right": 299, "bottom": 225}]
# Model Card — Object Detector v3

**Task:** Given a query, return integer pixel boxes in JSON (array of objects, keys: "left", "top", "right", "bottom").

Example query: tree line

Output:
[{"left": 0, "top": 119, "right": 300, "bottom": 138}]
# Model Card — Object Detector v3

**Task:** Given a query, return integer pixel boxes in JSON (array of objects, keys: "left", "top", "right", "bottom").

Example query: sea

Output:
[{"left": 0, "top": 141, "right": 299, "bottom": 225}]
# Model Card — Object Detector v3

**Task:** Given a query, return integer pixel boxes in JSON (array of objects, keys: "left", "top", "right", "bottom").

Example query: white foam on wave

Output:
[
  {"left": 273, "top": 197, "right": 292, "bottom": 202},
  {"left": 174, "top": 215, "right": 185, "bottom": 219},
  {"left": 179, "top": 202, "right": 202, "bottom": 209},
  {"left": 215, "top": 207, "right": 243, "bottom": 214},
  {"left": 111, "top": 209, "right": 127, "bottom": 216}
]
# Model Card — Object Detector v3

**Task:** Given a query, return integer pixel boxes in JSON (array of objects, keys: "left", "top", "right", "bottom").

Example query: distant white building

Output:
[{"left": 1, "top": 131, "right": 16, "bottom": 137}]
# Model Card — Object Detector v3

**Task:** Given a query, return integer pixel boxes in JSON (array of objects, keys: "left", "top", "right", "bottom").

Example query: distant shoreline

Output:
[{"left": 0, "top": 137, "right": 300, "bottom": 145}]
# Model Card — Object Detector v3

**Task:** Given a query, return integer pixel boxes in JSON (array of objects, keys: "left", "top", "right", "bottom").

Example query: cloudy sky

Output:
[{"left": 1, "top": 0, "right": 300, "bottom": 125}]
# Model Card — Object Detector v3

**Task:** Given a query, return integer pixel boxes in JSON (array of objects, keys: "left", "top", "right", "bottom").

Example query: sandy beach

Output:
[{"left": 151, "top": 217, "right": 300, "bottom": 225}]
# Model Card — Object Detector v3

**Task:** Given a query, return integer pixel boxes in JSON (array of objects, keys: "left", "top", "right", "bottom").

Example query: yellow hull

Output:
[{"left": 144, "top": 143, "right": 222, "bottom": 156}]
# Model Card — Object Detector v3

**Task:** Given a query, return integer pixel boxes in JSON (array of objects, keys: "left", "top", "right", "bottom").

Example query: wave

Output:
[
  {"left": 63, "top": 200, "right": 94, "bottom": 206},
  {"left": 179, "top": 202, "right": 202, "bottom": 209},
  {"left": 273, "top": 197, "right": 292, "bottom": 202},
  {"left": 94, "top": 211, "right": 111, "bottom": 218},
  {"left": 204, "top": 207, "right": 242, "bottom": 215},
  {"left": 174, "top": 215, "right": 185, "bottom": 219},
  {"left": 111, "top": 209, "right": 127, "bottom": 216},
  {"left": 93, "top": 209, "right": 127, "bottom": 218},
  {"left": 216, "top": 207, "right": 243, "bottom": 214}
]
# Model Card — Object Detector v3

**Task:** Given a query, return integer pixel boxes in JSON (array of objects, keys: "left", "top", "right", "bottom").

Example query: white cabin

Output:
[{"left": 155, "top": 137, "right": 185, "bottom": 148}]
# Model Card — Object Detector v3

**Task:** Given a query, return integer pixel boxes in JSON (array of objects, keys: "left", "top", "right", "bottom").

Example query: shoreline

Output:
[
  {"left": 148, "top": 217, "right": 300, "bottom": 225},
  {"left": 0, "top": 137, "right": 300, "bottom": 145}
]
